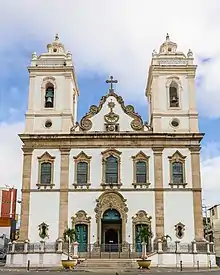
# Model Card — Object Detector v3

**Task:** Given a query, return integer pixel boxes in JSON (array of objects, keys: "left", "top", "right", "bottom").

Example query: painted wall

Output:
[
  {"left": 28, "top": 192, "right": 60, "bottom": 242},
  {"left": 164, "top": 192, "right": 195, "bottom": 242}
]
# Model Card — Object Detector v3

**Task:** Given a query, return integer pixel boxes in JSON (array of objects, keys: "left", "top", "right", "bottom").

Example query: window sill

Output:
[
  {"left": 132, "top": 183, "right": 151, "bottom": 189},
  {"left": 101, "top": 183, "right": 122, "bottom": 190},
  {"left": 36, "top": 183, "right": 55, "bottom": 190},
  {"left": 169, "top": 183, "right": 187, "bottom": 189},
  {"left": 72, "top": 183, "right": 91, "bottom": 189}
]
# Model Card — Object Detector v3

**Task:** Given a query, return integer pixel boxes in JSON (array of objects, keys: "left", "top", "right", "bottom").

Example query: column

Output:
[
  {"left": 58, "top": 148, "right": 70, "bottom": 238},
  {"left": 153, "top": 147, "right": 164, "bottom": 238},
  {"left": 19, "top": 148, "right": 33, "bottom": 241},
  {"left": 190, "top": 146, "right": 204, "bottom": 241}
]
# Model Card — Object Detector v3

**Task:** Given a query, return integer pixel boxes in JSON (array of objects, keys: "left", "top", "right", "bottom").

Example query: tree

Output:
[{"left": 63, "top": 227, "right": 76, "bottom": 260}]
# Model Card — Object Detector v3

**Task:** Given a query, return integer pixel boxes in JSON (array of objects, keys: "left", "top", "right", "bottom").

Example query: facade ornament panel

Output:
[{"left": 79, "top": 90, "right": 148, "bottom": 131}]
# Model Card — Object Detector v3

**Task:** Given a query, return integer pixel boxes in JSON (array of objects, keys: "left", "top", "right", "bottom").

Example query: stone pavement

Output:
[{"left": 0, "top": 268, "right": 219, "bottom": 274}]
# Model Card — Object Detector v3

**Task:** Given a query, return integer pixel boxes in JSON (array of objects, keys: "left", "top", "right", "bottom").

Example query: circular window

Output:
[
  {"left": 53, "top": 48, "right": 57, "bottom": 52},
  {"left": 168, "top": 47, "right": 172, "bottom": 52},
  {"left": 171, "top": 118, "right": 179, "bottom": 128},
  {"left": 45, "top": 120, "right": 52, "bottom": 128}
]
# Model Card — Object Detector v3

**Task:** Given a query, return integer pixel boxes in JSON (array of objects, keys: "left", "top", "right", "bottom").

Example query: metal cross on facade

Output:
[{"left": 106, "top": 76, "right": 118, "bottom": 91}]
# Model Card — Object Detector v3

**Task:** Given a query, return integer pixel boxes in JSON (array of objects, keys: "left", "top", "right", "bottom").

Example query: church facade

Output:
[{"left": 18, "top": 34, "right": 204, "bottom": 253}]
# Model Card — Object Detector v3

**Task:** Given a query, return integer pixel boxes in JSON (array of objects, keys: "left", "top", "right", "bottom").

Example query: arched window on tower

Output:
[
  {"left": 171, "top": 161, "right": 183, "bottom": 184},
  {"left": 45, "top": 83, "right": 54, "bottom": 108},
  {"left": 169, "top": 81, "right": 179, "bottom": 108}
]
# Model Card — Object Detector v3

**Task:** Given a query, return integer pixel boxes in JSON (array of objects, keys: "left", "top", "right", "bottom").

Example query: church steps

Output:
[{"left": 76, "top": 258, "right": 139, "bottom": 270}]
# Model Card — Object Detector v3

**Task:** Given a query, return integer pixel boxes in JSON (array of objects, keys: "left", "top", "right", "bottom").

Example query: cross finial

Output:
[
  {"left": 106, "top": 76, "right": 118, "bottom": 91},
  {"left": 55, "top": 33, "right": 59, "bottom": 41}
]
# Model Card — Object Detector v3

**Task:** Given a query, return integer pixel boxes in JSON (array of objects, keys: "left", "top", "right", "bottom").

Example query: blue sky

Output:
[{"left": 0, "top": 0, "right": 220, "bottom": 209}]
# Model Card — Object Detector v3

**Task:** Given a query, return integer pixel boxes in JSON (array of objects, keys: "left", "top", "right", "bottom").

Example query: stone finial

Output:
[
  {"left": 152, "top": 49, "right": 157, "bottom": 57},
  {"left": 187, "top": 49, "right": 193, "bottom": 58},
  {"left": 166, "top": 33, "right": 170, "bottom": 41},
  {"left": 55, "top": 33, "right": 59, "bottom": 41},
  {"left": 32, "top": 52, "right": 37, "bottom": 60}
]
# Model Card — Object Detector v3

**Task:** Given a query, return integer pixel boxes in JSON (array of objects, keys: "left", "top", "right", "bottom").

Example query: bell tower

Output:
[
  {"left": 25, "top": 34, "right": 79, "bottom": 134},
  {"left": 146, "top": 34, "right": 198, "bottom": 133}
]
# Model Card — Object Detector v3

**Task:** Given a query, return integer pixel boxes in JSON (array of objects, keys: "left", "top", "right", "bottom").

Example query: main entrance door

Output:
[{"left": 101, "top": 209, "right": 122, "bottom": 252}]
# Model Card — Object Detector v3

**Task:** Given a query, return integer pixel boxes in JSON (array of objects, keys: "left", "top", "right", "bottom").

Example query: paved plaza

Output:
[{"left": 0, "top": 268, "right": 219, "bottom": 275}]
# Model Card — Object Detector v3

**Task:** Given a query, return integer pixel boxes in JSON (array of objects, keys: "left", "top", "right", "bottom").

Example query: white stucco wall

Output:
[
  {"left": 69, "top": 148, "right": 154, "bottom": 188},
  {"left": 28, "top": 192, "right": 60, "bottom": 242},
  {"left": 31, "top": 149, "right": 61, "bottom": 189},
  {"left": 164, "top": 192, "right": 194, "bottom": 242}
]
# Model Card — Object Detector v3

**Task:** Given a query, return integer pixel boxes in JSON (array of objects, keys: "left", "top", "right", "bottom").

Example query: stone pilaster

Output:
[
  {"left": 190, "top": 146, "right": 204, "bottom": 241},
  {"left": 58, "top": 148, "right": 70, "bottom": 238},
  {"left": 153, "top": 147, "right": 164, "bottom": 238},
  {"left": 19, "top": 148, "right": 33, "bottom": 241}
]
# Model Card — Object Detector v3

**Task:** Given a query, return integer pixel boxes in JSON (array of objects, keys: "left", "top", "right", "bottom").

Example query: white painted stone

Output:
[{"left": 28, "top": 192, "right": 60, "bottom": 242}]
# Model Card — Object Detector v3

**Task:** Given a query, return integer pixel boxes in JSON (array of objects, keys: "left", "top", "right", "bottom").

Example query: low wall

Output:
[
  {"left": 5, "top": 253, "right": 70, "bottom": 268},
  {"left": 149, "top": 252, "right": 217, "bottom": 268}
]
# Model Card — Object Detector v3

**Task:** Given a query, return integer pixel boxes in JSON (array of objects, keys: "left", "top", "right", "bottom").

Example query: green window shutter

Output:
[
  {"left": 77, "top": 162, "right": 88, "bottom": 184},
  {"left": 105, "top": 155, "right": 118, "bottom": 183},
  {"left": 40, "top": 162, "right": 52, "bottom": 184},
  {"left": 172, "top": 161, "right": 183, "bottom": 184},
  {"left": 136, "top": 161, "right": 146, "bottom": 183}
]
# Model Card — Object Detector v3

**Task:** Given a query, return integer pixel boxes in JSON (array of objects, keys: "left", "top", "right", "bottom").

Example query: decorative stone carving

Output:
[
  {"left": 71, "top": 210, "right": 91, "bottom": 246},
  {"left": 132, "top": 210, "right": 152, "bottom": 248},
  {"left": 94, "top": 191, "right": 128, "bottom": 244},
  {"left": 38, "top": 222, "right": 49, "bottom": 239},
  {"left": 79, "top": 90, "right": 147, "bottom": 131},
  {"left": 132, "top": 210, "right": 152, "bottom": 225},
  {"left": 175, "top": 222, "right": 185, "bottom": 239},
  {"left": 71, "top": 210, "right": 91, "bottom": 226}
]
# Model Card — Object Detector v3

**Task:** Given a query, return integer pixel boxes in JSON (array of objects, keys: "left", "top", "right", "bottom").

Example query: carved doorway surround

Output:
[
  {"left": 132, "top": 210, "right": 152, "bottom": 251},
  {"left": 94, "top": 190, "right": 128, "bottom": 245}
]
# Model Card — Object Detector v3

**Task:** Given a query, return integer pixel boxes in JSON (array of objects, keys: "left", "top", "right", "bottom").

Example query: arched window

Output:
[
  {"left": 45, "top": 83, "right": 54, "bottom": 108},
  {"left": 40, "top": 162, "right": 52, "bottom": 184},
  {"left": 172, "top": 161, "right": 183, "bottom": 184},
  {"left": 136, "top": 161, "right": 146, "bottom": 183},
  {"left": 105, "top": 155, "right": 118, "bottom": 184},
  {"left": 76, "top": 162, "right": 88, "bottom": 185},
  {"left": 169, "top": 81, "right": 179, "bottom": 108}
]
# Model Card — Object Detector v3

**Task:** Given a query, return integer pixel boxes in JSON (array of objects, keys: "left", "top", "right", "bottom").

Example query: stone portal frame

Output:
[
  {"left": 71, "top": 210, "right": 91, "bottom": 245},
  {"left": 37, "top": 151, "right": 55, "bottom": 189},
  {"left": 94, "top": 191, "right": 128, "bottom": 244},
  {"left": 101, "top": 148, "right": 122, "bottom": 187},
  {"left": 132, "top": 151, "right": 150, "bottom": 188},
  {"left": 73, "top": 151, "right": 92, "bottom": 189},
  {"left": 41, "top": 76, "right": 57, "bottom": 110},
  {"left": 166, "top": 76, "right": 182, "bottom": 110},
  {"left": 132, "top": 210, "right": 152, "bottom": 246},
  {"left": 174, "top": 222, "right": 185, "bottom": 239},
  {"left": 168, "top": 150, "right": 187, "bottom": 188}
]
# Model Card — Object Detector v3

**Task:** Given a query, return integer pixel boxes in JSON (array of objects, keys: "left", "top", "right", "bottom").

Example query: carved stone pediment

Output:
[{"left": 79, "top": 90, "right": 148, "bottom": 131}]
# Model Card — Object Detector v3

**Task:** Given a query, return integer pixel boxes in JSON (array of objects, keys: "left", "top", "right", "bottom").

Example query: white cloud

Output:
[{"left": 0, "top": 0, "right": 220, "bottom": 115}]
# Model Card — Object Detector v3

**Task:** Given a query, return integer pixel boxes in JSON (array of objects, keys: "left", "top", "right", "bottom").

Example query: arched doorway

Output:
[{"left": 101, "top": 209, "right": 122, "bottom": 252}]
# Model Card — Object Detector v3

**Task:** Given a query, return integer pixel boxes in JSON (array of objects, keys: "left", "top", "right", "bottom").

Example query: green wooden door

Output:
[
  {"left": 135, "top": 224, "right": 142, "bottom": 252},
  {"left": 75, "top": 224, "right": 88, "bottom": 252}
]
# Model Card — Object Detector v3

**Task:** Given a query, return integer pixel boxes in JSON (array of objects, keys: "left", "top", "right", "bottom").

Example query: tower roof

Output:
[
  {"left": 159, "top": 33, "right": 178, "bottom": 54},
  {"left": 47, "top": 33, "right": 66, "bottom": 54}
]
